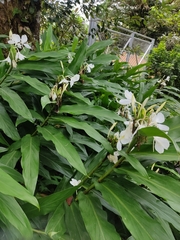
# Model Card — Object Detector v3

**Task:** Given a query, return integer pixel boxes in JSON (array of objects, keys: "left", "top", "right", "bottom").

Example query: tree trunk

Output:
[{"left": 0, "top": 0, "right": 41, "bottom": 41}]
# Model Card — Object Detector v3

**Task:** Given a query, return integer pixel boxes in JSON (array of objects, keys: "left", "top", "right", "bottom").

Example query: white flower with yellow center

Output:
[{"left": 149, "top": 112, "right": 169, "bottom": 131}]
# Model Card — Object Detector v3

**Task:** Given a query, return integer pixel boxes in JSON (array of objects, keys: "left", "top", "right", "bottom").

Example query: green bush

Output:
[{"left": 0, "top": 27, "right": 180, "bottom": 239}]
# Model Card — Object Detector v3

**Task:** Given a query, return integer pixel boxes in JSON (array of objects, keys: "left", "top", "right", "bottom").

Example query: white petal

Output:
[
  {"left": 157, "top": 124, "right": 169, "bottom": 131},
  {"left": 70, "top": 178, "right": 81, "bottom": 186},
  {"left": 156, "top": 112, "right": 165, "bottom": 123},
  {"left": 59, "top": 79, "right": 69, "bottom": 85},
  {"left": 114, "top": 131, "right": 120, "bottom": 139},
  {"left": 119, "top": 99, "right": 131, "bottom": 105},
  {"left": 154, "top": 137, "right": 170, "bottom": 154},
  {"left": 12, "top": 34, "right": 20, "bottom": 44},
  {"left": 124, "top": 90, "right": 133, "bottom": 100},
  {"left": 21, "top": 34, "right": 28, "bottom": 44},
  {"left": 24, "top": 43, "right": 31, "bottom": 49},
  {"left": 70, "top": 74, "right": 80, "bottom": 87},
  {"left": 117, "top": 140, "right": 122, "bottom": 151},
  {"left": 16, "top": 52, "right": 26, "bottom": 61}
]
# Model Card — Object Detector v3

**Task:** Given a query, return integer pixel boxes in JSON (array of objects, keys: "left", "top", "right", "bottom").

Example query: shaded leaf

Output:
[
  {"left": 0, "top": 168, "right": 38, "bottom": 207},
  {"left": 21, "top": 135, "right": 40, "bottom": 194},
  {"left": 65, "top": 201, "right": 91, "bottom": 240},
  {"left": 45, "top": 203, "right": 66, "bottom": 238},
  {"left": 0, "top": 103, "right": 20, "bottom": 141},
  {"left": 0, "top": 87, "right": 33, "bottom": 121},
  {"left": 50, "top": 116, "right": 113, "bottom": 152},
  {"left": 60, "top": 104, "right": 124, "bottom": 123},
  {"left": 0, "top": 193, "right": 32, "bottom": 239},
  {"left": 95, "top": 180, "right": 170, "bottom": 240},
  {"left": 38, "top": 126, "right": 86, "bottom": 175},
  {"left": 117, "top": 167, "right": 180, "bottom": 213},
  {"left": 78, "top": 192, "right": 120, "bottom": 240}
]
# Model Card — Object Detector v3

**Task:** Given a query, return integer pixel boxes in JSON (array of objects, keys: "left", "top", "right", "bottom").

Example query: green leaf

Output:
[
  {"left": 91, "top": 54, "right": 118, "bottom": 65},
  {"left": 41, "top": 95, "right": 52, "bottom": 109},
  {"left": 0, "top": 150, "right": 21, "bottom": 168},
  {"left": 0, "top": 87, "right": 33, "bottom": 121},
  {"left": 49, "top": 117, "right": 113, "bottom": 153},
  {"left": 12, "top": 75, "right": 50, "bottom": 95},
  {"left": 116, "top": 167, "right": 180, "bottom": 213},
  {"left": 165, "top": 116, "right": 180, "bottom": 141},
  {"left": 139, "top": 126, "right": 180, "bottom": 153},
  {"left": 132, "top": 145, "right": 179, "bottom": 162},
  {"left": 0, "top": 164, "right": 23, "bottom": 183},
  {"left": 0, "top": 103, "right": 20, "bottom": 141},
  {"left": 23, "top": 187, "right": 78, "bottom": 218},
  {"left": 0, "top": 193, "right": 33, "bottom": 239},
  {"left": 78, "top": 192, "right": 120, "bottom": 240},
  {"left": 0, "top": 168, "right": 38, "bottom": 208},
  {"left": 45, "top": 203, "right": 66, "bottom": 238},
  {"left": 21, "top": 135, "right": 40, "bottom": 194},
  {"left": 95, "top": 180, "right": 170, "bottom": 240},
  {"left": 60, "top": 104, "right": 124, "bottom": 123},
  {"left": 120, "top": 178, "right": 180, "bottom": 232},
  {"left": 120, "top": 151, "right": 148, "bottom": 177},
  {"left": 68, "top": 39, "right": 87, "bottom": 74},
  {"left": 86, "top": 39, "right": 113, "bottom": 57},
  {"left": 65, "top": 201, "right": 91, "bottom": 240},
  {"left": 37, "top": 126, "right": 86, "bottom": 175},
  {"left": 28, "top": 49, "right": 68, "bottom": 60},
  {"left": 65, "top": 91, "right": 92, "bottom": 105}
]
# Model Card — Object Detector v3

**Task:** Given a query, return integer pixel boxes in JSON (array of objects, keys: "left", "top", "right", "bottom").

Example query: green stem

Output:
[
  {"left": 32, "top": 229, "right": 47, "bottom": 235},
  {"left": 83, "top": 155, "right": 125, "bottom": 194}
]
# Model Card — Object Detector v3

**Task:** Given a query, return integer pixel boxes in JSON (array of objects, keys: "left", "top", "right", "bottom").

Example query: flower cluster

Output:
[
  {"left": 1, "top": 32, "right": 31, "bottom": 68},
  {"left": 112, "top": 90, "right": 170, "bottom": 157}
]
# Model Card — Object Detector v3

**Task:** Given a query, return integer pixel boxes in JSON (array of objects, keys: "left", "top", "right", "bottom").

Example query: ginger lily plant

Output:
[{"left": 0, "top": 27, "right": 180, "bottom": 240}]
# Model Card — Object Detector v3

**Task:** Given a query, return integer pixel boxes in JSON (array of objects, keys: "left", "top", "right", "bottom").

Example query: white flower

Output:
[
  {"left": 119, "top": 90, "right": 135, "bottom": 106},
  {"left": 108, "top": 151, "right": 120, "bottom": 164},
  {"left": 114, "top": 123, "right": 133, "bottom": 151},
  {"left": 149, "top": 112, "right": 169, "bottom": 131},
  {"left": 68, "top": 53, "right": 73, "bottom": 63},
  {"left": 86, "top": 63, "right": 94, "bottom": 73},
  {"left": 154, "top": 136, "right": 170, "bottom": 154},
  {"left": 15, "top": 51, "right": 26, "bottom": 61},
  {"left": 1, "top": 56, "right": 11, "bottom": 64},
  {"left": 59, "top": 78, "right": 69, "bottom": 85},
  {"left": 70, "top": 74, "right": 80, "bottom": 87},
  {"left": 8, "top": 34, "right": 31, "bottom": 49},
  {"left": 70, "top": 178, "right": 81, "bottom": 186}
]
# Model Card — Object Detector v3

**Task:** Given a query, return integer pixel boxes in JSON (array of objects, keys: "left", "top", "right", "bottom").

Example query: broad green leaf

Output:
[
  {"left": 120, "top": 151, "right": 148, "bottom": 177},
  {"left": 49, "top": 117, "right": 113, "bottom": 153},
  {"left": 78, "top": 192, "right": 120, "bottom": 240},
  {"left": 60, "top": 104, "right": 124, "bottom": 122},
  {"left": 139, "top": 126, "right": 180, "bottom": 153},
  {"left": 86, "top": 39, "right": 113, "bottom": 57},
  {"left": 0, "top": 168, "right": 38, "bottom": 208},
  {"left": 0, "top": 150, "right": 21, "bottom": 168},
  {"left": 21, "top": 135, "right": 40, "bottom": 194},
  {"left": 71, "top": 36, "right": 79, "bottom": 52},
  {"left": 37, "top": 125, "right": 86, "bottom": 175},
  {"left": 132, "top": 145, "right": 179, "bottom": 162},
  {"left": 120, "top": 178, "right": 180, "bottom": 232},
  {"left": 0, "top": 132, "right": 9, "bottom": 146},
  {"left": 65, "top": 201, "right": 91, "bottom": 240},
  {"left": 41, "top": 95, "right": 52, "bottom": 109},
  {"left": 12, "top": 75, "right": 50, "bottom": 95},
  {"left": 95, "top": 180, "right": 170, "bottom": 240},
  {"left": 117, "top": 167, "right": 180, "bottom": 213},
  {"left": 0, "top": 87, "right": 33, "bottom": 121},
  {"left": 0, "top": 193, "right": 32, "bottom": 239},
  {"left": 45, "top": 203, "right": 66, "bottom": 238},
  {"left": 0, "top": 103, "right": 20, "bottom": 141},
  {"left": 165, "top": 116, "right": 180, "bottom": 141},
  {"left": 91, "top": 54, "right": 118, "bottom": 65},
  {"left": 23, "top": 187, "right": 78, "bottom": 218},
  {"left": 68, "top": 39, "right": 87, "bottom": 74},
  {"left": 65, "top": 91, "right": 92, "bottom": 105},
  {"left": 28, "top": 49, "right": 68, "bottom": 60},
  {"left": 0, "top": 164, "right": 23, "bottom": 183},
  {"left": 18, "top": 60, "right": 61, "bottom": 75}
]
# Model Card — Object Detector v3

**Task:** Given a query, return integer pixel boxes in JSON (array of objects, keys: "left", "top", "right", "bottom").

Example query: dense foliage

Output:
[{"left": 0, "top": 27, "right": 180, "bottom": 239}]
